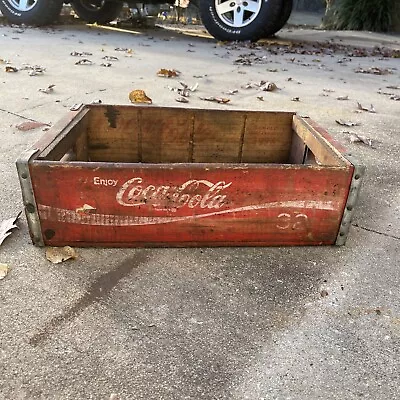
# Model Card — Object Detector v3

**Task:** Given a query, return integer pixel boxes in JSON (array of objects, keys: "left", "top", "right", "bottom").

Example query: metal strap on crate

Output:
[
  {"left": 16, "top": 148, "right": 44, "bottom": 246},
  {"left": 335, "top": 153, "right": 366, "bottom": 246}
]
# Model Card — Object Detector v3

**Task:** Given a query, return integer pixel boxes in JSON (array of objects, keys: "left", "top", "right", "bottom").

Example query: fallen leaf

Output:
[
  {"left": 390, "top": 95, "right": 400, "bottom": 101},
  {"left": 257, "top": 96, "right": 264, "bottom": 101},
  {"left": 336, "top": 119, "right": 361, "bottom": 127},
  {"left": 102, "top": 56, "right": 118, "bottom": 61},
  {"left": 75, "top": 59, "right": 93, "bottom": 65},
  {"left": 5, "top": 66, "right": 18, "bottom": 72},
  {"left": 70, "top": 51, "right": 92, "bottom": 56},
  {"left": 337, "top": 95, "right": 349, "bottom": 100},
  {"left": 291, "top": 97, "right": 300, "bottom": 102},
  {"left": 157, "top": 69, "right": 180, "bottom": 78},
  {"left": 354, "top": 67, "right": 392, "bottom": 75},
  {"left": 0, "top": 264, "right": 9, "bottom": 280},
  {"left": 320, "top": 290, "right": 329, "bottom": 298},
  {"left": 386, "top": 85, "right": 399, "bottom": 90},
  {"left": 0, "top": 213, "right": 21, "bottom": 246},
  {"left": 100, "top": 62, "right": 112, "bottom": 67},
  {"left": 39, "top": 84, "right": 55, "bottom": 94},
  {"left": 176, "top": 96, "right": 189, "bottom": 103},
  {"left": 357, "top": 102, "right": 376, "bottom": 113},
  {"left": 129, "top": 89, "right": 152, "bottom": 104},
  {"left": 267, "top": 68, "right": 278, "bottom": 72},
  {"left": 16, "top": 121, "right": 47, "bottom": 131},
  {"left": 76, "top": 204, "right": 96, "bottom": 214},
  {"left": 46, "top": 246, "right": 77, "bottom": 264},
  {"left": 348, "top": 133, "right": 374, "bottom": 147},
  {"left": 260, "top": 82, "right": 278, "bottom": 92},
  {"left": 200, "top": 96, "right": 230, "bottom": 104},
  {"left": 323, "top": 88, "right": 335, "bottom": 93},
  {"left": 226, "top": 89, "right": 238, "bottom": 95}
]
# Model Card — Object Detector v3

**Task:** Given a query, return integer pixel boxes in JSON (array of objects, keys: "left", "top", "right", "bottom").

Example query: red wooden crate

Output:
[{"left": 16, "top": 105, "right": 364, "bottom": 247}]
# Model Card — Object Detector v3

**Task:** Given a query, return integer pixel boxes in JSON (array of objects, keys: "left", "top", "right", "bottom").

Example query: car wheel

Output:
[
  {"left": 0, "top": 0, "right": 63, "bottom": 25},
  {"left": 71, "top": 0, "right": 123, "bottom": 24},
  {"left": 199, "top": 0, "right": 283, "bottom": 41},
  {"left": 263, "top": 0, "right": 292, "bottom": 37}
]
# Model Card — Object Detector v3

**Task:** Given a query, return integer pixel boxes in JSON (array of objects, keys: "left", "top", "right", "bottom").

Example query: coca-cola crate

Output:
[{"left": 16, "top": 104, "right": 364, "bottom": 247}]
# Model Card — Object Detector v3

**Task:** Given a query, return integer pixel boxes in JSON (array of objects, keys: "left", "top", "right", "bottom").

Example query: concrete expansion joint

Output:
[{"left": 352, "top": 223, "right": 400, "bottom": 241}]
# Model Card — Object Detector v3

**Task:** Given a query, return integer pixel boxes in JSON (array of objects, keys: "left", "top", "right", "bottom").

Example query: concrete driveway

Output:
[{"left": 0, "top": 19, "right": 399, "bottom": 399}]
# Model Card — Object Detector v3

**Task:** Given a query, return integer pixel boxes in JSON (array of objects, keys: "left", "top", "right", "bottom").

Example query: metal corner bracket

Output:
[
  {"left": 16, "top": 148, "right": 45, "bottom": 247},
  {"left": 335, "top": 153, "right": 366, "bottom": 246}
]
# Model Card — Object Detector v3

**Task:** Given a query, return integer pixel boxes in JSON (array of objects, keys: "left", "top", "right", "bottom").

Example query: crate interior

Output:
[{"left": 38, "top": 105, "right": 345, "bottom": 166}]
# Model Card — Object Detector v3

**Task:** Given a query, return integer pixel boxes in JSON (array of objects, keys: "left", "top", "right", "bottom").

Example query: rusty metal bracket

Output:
[
  {"left": 16, "top": 148, "right": 44, "bottom": 247},
  {"left": 336, "top": 153, "right": 366, "bottom": 245}
]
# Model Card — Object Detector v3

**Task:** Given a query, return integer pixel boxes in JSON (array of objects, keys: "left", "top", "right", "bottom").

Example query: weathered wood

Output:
[
  {"left": 19, "top": 105, "right": 360, "bottom": 247},
  {"left": 29, "top": 161, "right": 353, "bottom": 247},
  {"left": 292, "top": 115, "right": 350, "bottom": 166},
  {"left": 37, "top": 108, "right": 90, "bottom": 161}
]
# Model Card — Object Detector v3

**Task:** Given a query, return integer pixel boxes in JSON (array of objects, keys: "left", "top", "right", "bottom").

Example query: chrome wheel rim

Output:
[
  {"left": 9, "top": 0, "right": 38, "bottom": 11},
  {"left": 215, "top": 0, "right": 262, "bottom": 28}
]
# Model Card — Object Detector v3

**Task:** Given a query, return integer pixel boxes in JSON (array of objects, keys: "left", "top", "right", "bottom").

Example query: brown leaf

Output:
[
  {"left": 0, "top": 264, "right": 9, "bottom": 280},
  {"left": 336, "top": 119, "right": 360, "bottom": 127},
  {"left": 0, "top": 213, "right": 20, "bottom": 246},
  {"left": 46, "top": 246, "right": 77, "bottom": 264},
  {"left": 5, "top": 66, "right": 18, "bottom": 72},
  {"left": 200, "top": 96, "right": 230, "bottom": 104},
  {"left": 357, "top": 102, "right": 376, "bottom": 113},
  {"left": 129, "top": 89, "right": 152, "bottom": 104},
  {"left": 157, "top": 68, "right": 180, "bottom": 78},
  {"left": 16, "top": 121, "right": 47, "bottom": 131}
]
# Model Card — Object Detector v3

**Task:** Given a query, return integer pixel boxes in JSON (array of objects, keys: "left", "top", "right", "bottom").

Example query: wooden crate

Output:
[{"left": 16, "top": 105, "right": 364, "bottom": 247}]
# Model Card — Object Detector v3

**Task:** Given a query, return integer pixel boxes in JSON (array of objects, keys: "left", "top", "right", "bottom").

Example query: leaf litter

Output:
[
  {"left": 357, "top": 102, "right": 376, "bottom": 113},
  {"left": 129, "top": 89, "right": 152, "bottom": 104},
  {"left": 336, "top": 119, "right": 361, "bottom": 127},
  {"left": 0, "top": 264, "right": 9, "bottom": 281},
  {"left": 0, "top": 213, "right": 21, "bottom": 246},
  {"left": 46, "top": 246, "right": 77, "bottom": 264},
  {"left": 39, "top": 84, "right": 55, "bottom": 94},
  {"left": 157, "top": 69, "right": 180, "bottom": 78}
]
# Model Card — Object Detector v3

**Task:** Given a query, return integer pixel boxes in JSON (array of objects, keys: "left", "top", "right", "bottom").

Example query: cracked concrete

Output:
[{"left": 0, "top": 16, "right": 399, "bottom": 400}]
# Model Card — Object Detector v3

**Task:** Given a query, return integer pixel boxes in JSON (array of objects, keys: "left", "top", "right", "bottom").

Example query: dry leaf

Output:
[
  {"left": 354, "top": 67, "right": 392, "bottom": 75},
  {"left": 291, "top": 97, "right": 300, "bottom": 102},
  {"left": 102, "top": 56, "right": 118, "bottom": 61},
  {"left": 176, "top": 96, "right": 189, "bottom": 103},
  {"left": 200, "top": 96, "right": 230, "bottom": 104},
  {"left": 337, "top": 95, "right": 349, "bottom": 100},
  {"left": 323, "top": 88, "right": 335, "bottom": 93},
  {"left": 336, "top": 119, "right": 360, "bottom": 127},
  {"left": 76, "top": 204, "right": 96, "bottom": 214},
  {"left": 0, "top": 213, "right": 20, "bottom": 246},
  {"left": 257, "top": 96, "right": 264, "bottom": 101},
  {"left": 46, "top": 246, "right": 77, "bottom": 264},
  {"left": 75, "top": 59, "right": 93, "bottom": 65},
  {"left": 157, "top": 69, "right": 180, "bottom": 78},
  {"left": 100, "top": 63, "right": 112, "bottom": 67},
  {"left": 70, "top": 51, "right": 92, "bottom": 56},
  {"left": 5, "top": 66, "right": 18, "bottom": 72},
  {"left": 39, "top": 84, "right": 55, "bottom": 94},
  {"left": 348, "top": 133, "right": 374, "bottom": 147},
  {"left": 0, "top": 264, "right": 9, "bottom": 280},
  {"left": 357, "top": 102, "right": 376, "bottom": 113},
  {"left": 129, "top": 89, "right": 152, "bottom": 104},
  {"left": 16, "top": 121, "right": 47, "bottom": 131},
  {"left": 226, "top": 89, "right": 238, "bottom": 95},
  {"left": 386, "top": 85, "right": 399, "bottom": 90},
  {"left": 261, "top": 82, "right": 278, "bottom": 92},
  {"left": 390, "top": 95, "right": 400, "bottom": 101}
]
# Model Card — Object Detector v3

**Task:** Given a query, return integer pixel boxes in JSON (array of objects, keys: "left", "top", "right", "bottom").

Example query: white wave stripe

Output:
[{"left": 38, "top": 200, "right": 335, "bottom": 227}]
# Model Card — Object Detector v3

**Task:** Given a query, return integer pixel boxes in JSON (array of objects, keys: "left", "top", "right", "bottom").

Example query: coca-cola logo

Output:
[{"left": 116, "top": 178, "right": 232, "bottom": 211}]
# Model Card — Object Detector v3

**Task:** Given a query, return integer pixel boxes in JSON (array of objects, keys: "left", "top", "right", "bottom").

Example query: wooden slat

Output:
[
  {"left": 87, "top": 106, "right": 140, "bottom": 162},
  {"left": 139, "top": 108, "right": 193, "bottom": 163},
  {"left": 293, "top": 116, "right": 349, "bottom": 166},
  {"left": 36, "top": 108, "right": 90, "bottom": 161},
  {"left": 29, "top": 161, "right": 353, "bottom": 247},
  {"left": 192, "top": 110, "right": 245, "bottom": 163},
  {"left": 241, "top": 112, "right": 294, "bottom": 163}
]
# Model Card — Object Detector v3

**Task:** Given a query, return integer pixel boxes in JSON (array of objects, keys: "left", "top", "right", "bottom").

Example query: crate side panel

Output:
[
  {"left": 29, "top": 162, "right": 352, "bottom": 246},
  {"left": 192, "top": 110, "right": 245, "bottom": 163},
  {"left": 241, "top": 112, "right": 294, "bottom": 163},
  {"left": 87, "top": 106, "right": 140, "bottom": 162},
  {"left": 139, "top": 108, "right": 193, "bottom": 163}
]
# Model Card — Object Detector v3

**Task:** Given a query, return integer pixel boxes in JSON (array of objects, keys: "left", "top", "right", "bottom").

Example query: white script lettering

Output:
[{"left": 94, "top": 177, "right": 118, "bottom": 187}]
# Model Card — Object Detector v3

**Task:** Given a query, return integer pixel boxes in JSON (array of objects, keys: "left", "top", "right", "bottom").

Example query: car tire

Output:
[
  {"left": 71, "top": 0, "right": 123, "bottom": 24},
  {"left": 199, "top": 0, "right": 283, "bottom": 41},
  {"left": 0, "top": 0, "right": 63, "bottom": 25},
  {"left": 263, "top": 0, "right": 292, "bottom": 37}
]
